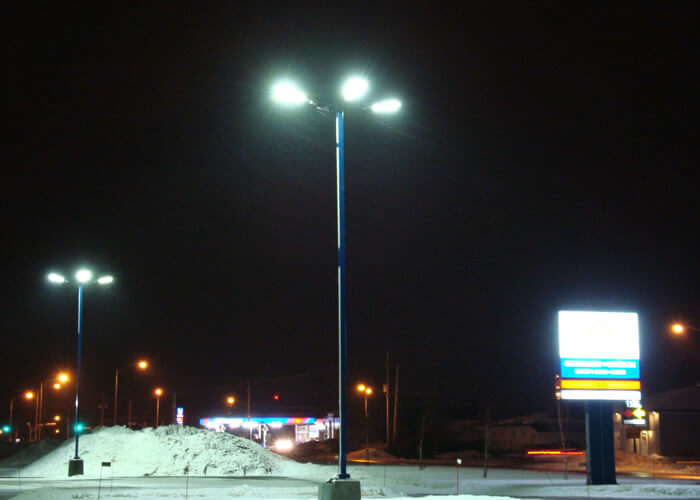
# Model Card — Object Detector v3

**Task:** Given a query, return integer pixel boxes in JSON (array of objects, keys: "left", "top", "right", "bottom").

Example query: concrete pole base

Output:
[
  {"left": 318, "top": 479, "right": 361, "bottom": 500},
  {"left": 68, "top": 458, "right": 84, "bottom": 476}
]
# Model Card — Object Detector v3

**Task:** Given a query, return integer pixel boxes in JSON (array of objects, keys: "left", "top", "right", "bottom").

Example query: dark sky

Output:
[{"left": 3, "top": 3, "right": 698, "bottom": 430}]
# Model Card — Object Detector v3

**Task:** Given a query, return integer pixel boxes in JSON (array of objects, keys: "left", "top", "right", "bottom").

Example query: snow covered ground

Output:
[{"left": 0, "top": 426, "right": 697, "bottom": 499}]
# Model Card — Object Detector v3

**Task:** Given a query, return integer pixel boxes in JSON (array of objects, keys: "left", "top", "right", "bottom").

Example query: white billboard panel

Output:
[
  {"left": 560, "top": 389, "right": 642, "bottom": 401},
  {"left": 559, "top": 311, "right": 639, "bottom": 360}
]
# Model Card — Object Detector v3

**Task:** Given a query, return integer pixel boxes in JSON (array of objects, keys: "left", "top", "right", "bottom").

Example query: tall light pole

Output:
[
  {"left": 272, "top": 77, "right": 400, "bottom": 486},
  {"left": 114, "top": 360, "right": 148, "bottom": 426},
  {"left": 48, "top": 269, "right": 113, "bottom": 476}
]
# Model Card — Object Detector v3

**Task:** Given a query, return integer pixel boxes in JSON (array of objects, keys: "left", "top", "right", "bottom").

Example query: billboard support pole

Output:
[{"left": 585, "top": 400, "right": 617, "bottom": 485}]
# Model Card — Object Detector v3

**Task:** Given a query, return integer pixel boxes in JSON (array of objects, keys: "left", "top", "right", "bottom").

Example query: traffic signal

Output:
[
  {"left": 1, "top": 425, "right": 10, "bottom": 433},
  {"left": 74, "top": 423, "right": 85, "bottom": 433},
  {"left": 273, "top": 394, "right": 279, "bottom": 401}
]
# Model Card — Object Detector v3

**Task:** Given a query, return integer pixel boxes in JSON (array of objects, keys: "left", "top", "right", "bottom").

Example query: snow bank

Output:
[{"left": 19, "top": 425, "right": 292, "bottom": 478}]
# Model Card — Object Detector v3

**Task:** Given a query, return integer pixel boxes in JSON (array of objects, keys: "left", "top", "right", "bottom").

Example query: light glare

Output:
[
  {"left": 342, "top": 77, "right": 368, "bottom": 101},
  {"left": 671, "top": 323, "right": 684, "bottom": 334},
  {"left": 272, "top": 82, "right": 308, "bottom": 104},
  {"left": 370, "top": 99, "right": 402, "bottom": 113},
  {"left": 75, "top": 269, "right": 93, "bottom": 283},
  {"left": 97, "top": 276, "right": 114, "bottom": 285},
  {"left": 48, "top": 273, "right": 67, "bottom": 284},
  {"left": 274, "top": 438, "right": 294, "bottom": 451}
]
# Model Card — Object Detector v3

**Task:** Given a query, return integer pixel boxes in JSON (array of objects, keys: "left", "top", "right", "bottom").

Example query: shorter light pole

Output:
[{"left": 154, "top": 388, "right": 163, "bottom": 428}]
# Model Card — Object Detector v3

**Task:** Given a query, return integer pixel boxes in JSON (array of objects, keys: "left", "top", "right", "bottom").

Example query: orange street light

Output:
[
  {"left": 54, "top": 415, "right": 61, "bottom": 421},
  {"left": 53, "top": 383, "right": 61, "bottom": 390},
  {"left": 58, "top": 373, "right": 69, "bottom": 383},
  {"left": 356, "top": 384, "right": 373, "bottom": 415},
  {"left": 25, "top": 391, "right": 34, "bottom": 400},
  {"left": 138, "top": 360, "right": 149, "bottom": 370},
  {"left": 226, "top": 396, "right": 235, "bottom": 406},
  {"left": 671, "top": 322, "right": 699, "bottom": 335}
]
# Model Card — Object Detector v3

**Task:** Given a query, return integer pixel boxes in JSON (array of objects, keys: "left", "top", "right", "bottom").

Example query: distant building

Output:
[
  {"left": 484, "top": 413, "right": 585, "bottom": 453},
  {"left": 614, "top": 384, "right": 700, "bottom": 457}
]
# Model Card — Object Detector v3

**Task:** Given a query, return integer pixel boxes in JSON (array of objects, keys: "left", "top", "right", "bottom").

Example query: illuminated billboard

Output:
[{"left": 558, "top": 311, "right": 641, "bottom": 401}]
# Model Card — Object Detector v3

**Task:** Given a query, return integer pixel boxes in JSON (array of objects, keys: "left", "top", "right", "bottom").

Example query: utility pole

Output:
[
  {"left": 113, "top": 368, "right": 119, "bottom": 426},
  {"left": 483, "top": 403, "right": 490, "bottom": 478},
  {"left": 392, "top": 364, "right": 399, "bottom": 442},
  {"left": 247, "top": 381, "right": 251, "bottom": 439},
  {"left": 98, "top": 393, "right": 107, "bottom": 427},
  {"left": 385, "top": 352, "right": 390, "bottom": 445},
  {"left": 557, "top": 386, "right": 568, "bottom": 479}
]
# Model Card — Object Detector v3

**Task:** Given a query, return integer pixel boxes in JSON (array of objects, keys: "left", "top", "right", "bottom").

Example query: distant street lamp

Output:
[
  {"left": 154, "top": 388, "right": 163, "bottom": 428},
  {"left": 272, "top": 76, "right": 400, "bottom": 481},
  {"left": 670, "top": 322, "right": 699, "bottom": 335},
  {"left": 48, "top": 269, "right": 113, "bottom": 476},
  {"left": 7, "top": 391, "right": 35, "bottom": 442},
  {"left": 114, "top": 359, "right": 149, "bottom": 425}
]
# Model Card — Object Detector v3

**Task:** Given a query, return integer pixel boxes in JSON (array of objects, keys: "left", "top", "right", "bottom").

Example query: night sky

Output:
[{"left": 3, "top": 3, "right": 698, "bottom": 432}]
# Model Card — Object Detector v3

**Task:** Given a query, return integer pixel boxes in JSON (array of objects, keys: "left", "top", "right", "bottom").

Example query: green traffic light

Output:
[
  {"left": 1, "top": 425, "right": 10, "bottom": 433},
  {"left": 74, "top": 423, "right": 84, "bottom": 433}
]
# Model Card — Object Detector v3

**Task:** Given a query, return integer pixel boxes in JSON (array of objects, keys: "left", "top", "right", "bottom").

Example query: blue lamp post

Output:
[
  {"left": 48, "top": 269, "right": 113, "bottom": 476},
  {"left": 271, "top": 78, "right": 400, "bottom": 485}
]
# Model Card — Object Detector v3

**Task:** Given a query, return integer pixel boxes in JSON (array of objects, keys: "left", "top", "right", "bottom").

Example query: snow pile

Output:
[{"left": 19, "top": 425, "right": 292, "bottom": 478}]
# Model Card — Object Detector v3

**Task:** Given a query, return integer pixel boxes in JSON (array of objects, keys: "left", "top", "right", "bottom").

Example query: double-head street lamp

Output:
[
  {"left": 357, "top": 384, "right": 373, "bottom": 464},
  {"left": 272, "top": 77, "right": 400, "bottom": 483},
  {"left": 34, "top": 372, "right": 70, "bottom": 441},
  {"left": 48, "top": 269, "right": 113, "bottom": 476}
]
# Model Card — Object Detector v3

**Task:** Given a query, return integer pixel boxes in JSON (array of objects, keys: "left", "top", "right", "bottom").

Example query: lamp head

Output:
[
  {"left": 75, "top": 269, "right": 93, "bottom": 283},
  {"left": 272, "top": 82, "right": 309, "bottom": 104},
  {"left": 48, "top": 273, "right": 67, "bottom": 284},
  {"left": 342, "top": 77, "right": 368, "bottom": 101},
  {"left": 370, "top": 99, "right": 402, "bottom": 113}
]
